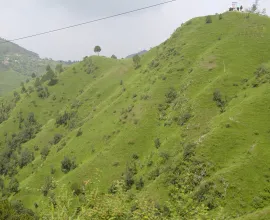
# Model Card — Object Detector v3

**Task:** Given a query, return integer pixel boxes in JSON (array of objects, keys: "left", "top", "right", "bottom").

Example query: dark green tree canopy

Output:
[{"left": 94, "top": 46, "right": 102, "bottom": 55}]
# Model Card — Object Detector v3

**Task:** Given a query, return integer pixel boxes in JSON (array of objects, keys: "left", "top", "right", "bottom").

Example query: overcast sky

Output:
[{"left": 1, "top": 0, "right": 269, "bottom": 60}]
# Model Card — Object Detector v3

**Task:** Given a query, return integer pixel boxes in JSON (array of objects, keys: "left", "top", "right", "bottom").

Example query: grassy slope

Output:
[{"left": 1, "top": 12, "right": 270, "bottom": 218}]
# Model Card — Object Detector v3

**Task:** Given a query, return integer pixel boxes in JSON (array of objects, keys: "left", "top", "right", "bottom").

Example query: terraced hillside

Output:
[{"left": 1, "top": 12, "right": 270, "bottom": 219}]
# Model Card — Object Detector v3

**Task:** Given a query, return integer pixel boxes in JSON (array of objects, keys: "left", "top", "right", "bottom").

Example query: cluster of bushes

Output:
[
  {"left": 39, "top": 178, "right": 208, "bottom": 219},
  {"left": 55, "top": 110, "right": 77, "bottom": 129},
  {"left": 0, "top": 199, "right": 37, "bottom": 219},
  {"left": 213, "top": 89, "right": 227, "bottom": 112},
  {"left": 0, "top": 101, "right": 14, "bottom": 124},
  {"left": 252, "top": 64, "right": 270, "bottom": 87},
  {"left": 0, "top": 112, "right": 39, "bottom": 189},
  {"left": 41, "top": 65, "right": 58, "bottom": 86},
  {"left": 83, "top": 57, "right": 98, "bottom": 74}
]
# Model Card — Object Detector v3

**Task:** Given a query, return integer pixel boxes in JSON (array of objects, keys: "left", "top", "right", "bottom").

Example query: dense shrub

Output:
[
  {"left": 124, "top": 162, "right": 137, "bottom": 190},
  {"left": 40, "top": 146, "right": 50, "bottom": 160},
  {"left": 56, "top": 111, "right": 76, "bottom": 127},
  {"left": 48, "top": 78, "right": 58, "bottom": 86},
  {"left": 183, "top": 143, "right": 196, "bottom": 160},
  {"left": 76, "top": 128, "right": 83, "bottom": 137},
  {"left": 51, "top": 133, "right": 63, "bottom": 145},
  {"left": 219, "top": 14, "right": 223, "bottom": 20},
  {"left": 8, "top": 178, "right": 19, "bottom": 193},
  {"left": 36, "top": 86, "right": 49, "bottom": 98},
  {"left": 41, "top": 176, "right": 56, "bottom": 196},
  {"left": 132, "top": 154, "right": 139, "bottom": 160},
  {"left": 165, "top": 88, "right": 177, "bottom": 103},
  {"left": 71, "top": 182, "right": 83, "bottom": 196},
  {"left": 61, "top": 156, "right": 77, "bottom": 173},
  {"left": 213, "top": 89, "right": 226, "bottom": 112},
  {"left": 154, "top": 138, "right": 161, "bottom": 149},
  {"left": 136, "top": 177, "right": 144, "bottom": 190},
  {"left": 178, "top": 112, "right": 192, "bottom": 126},
  {"left": 18, "top": 149, "right": 34, "bottom": 168},
  {"left": 0, "top": 200, "right": 36, "bottom": 220},
  {"left": 205, "top": 15, "right": 212, "bottom": 24}
]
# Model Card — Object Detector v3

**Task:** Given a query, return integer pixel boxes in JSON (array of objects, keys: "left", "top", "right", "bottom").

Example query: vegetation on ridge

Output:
[{"left": 1, "top": 11, "right": 270, "bottom": 219}]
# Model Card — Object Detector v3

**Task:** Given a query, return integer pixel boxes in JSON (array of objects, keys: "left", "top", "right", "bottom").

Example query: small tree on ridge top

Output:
[{"left": 94, "top": 46, "right": 101, "bottom": 56}]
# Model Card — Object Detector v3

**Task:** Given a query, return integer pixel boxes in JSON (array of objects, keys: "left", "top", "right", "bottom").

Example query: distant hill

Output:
[
  {"left": 0, "top": 38, "right": 63, "bottom": 96},
  {"left": 126, "top": 50, "right": 148, "bottom": 58}
]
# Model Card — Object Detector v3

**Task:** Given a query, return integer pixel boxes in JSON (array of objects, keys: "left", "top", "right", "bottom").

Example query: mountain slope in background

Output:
[
  {"left": 0, "top": 38, "right": 64, "bottom": 96},
  {"left": 1, "top": 12, "right": 270, "bottom": 219},
  {"left": 126, "top": 49, "right": 148, "bottom": 58}
]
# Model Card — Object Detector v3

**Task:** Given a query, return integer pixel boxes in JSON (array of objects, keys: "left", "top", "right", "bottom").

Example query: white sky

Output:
[{"left": 1, "top": 0, "right": 269, "bottom": 60}]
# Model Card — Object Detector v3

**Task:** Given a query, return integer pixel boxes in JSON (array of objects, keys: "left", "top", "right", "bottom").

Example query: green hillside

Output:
[
  {"left": 0, "top": 38, "right": 67, "bottom": 96},
  {"left": 1, "top": 12, "right": 270, "bottom": 219}
]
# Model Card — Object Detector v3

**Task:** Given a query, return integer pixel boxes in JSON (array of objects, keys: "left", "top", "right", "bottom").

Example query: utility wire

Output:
[{"left": 0, "top": 0, "right": 177, "bottom": 45}]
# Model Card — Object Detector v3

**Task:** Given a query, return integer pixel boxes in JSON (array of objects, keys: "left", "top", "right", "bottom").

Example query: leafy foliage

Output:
[
  {"left": 61, "top": 156, "right": 77, "bottom": 173},
  {"left": 133, "top": 55, "right": 141, "bottom": 69}
]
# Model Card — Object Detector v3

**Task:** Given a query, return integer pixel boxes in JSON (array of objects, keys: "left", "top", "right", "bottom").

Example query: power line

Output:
[{"left": 0, "top": 0, "right": 177, "bottom": 45}]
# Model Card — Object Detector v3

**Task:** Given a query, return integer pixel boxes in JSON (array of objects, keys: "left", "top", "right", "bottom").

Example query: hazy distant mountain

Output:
[
  {"left": 0, "top": 38, "right": 62, "bottom": 96},
  {"left": 126, "top": 50, "right": 148, "bottom": 58}
]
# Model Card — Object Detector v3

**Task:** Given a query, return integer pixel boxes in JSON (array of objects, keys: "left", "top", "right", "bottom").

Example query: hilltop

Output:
[
  {"left": 0, "top": 38, "right": 64, "bottom": 96},
  {"left": 1, "top": 12, "right": 270, "bottom": 219}
]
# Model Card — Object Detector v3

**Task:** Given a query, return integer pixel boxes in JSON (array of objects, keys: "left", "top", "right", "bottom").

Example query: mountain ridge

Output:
[{"left": 1, "top": 12, "right": 270, "bottom": 219}]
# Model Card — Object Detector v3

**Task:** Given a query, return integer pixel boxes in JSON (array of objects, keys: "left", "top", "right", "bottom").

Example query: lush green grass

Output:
[{"left": 1, "top": 12, "right": 270, "bottom": 219}]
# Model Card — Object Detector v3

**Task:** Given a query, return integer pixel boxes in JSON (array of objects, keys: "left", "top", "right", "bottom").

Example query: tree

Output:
[
  {"left": 41, "top": 176, "right": 56, "bottom": 196},
  {"left": 61, "top": 156, "right": 77, "bottom": 173},
  {"left": 205, "top": 15, "right": 212, "bottom": 24},
  {"left": 111, "top": 55, "right": 117, "bottom": 59},
  {"left": 40, "top": 146, "right": 50, "bottom": 160},
  {"left": 132, "top": 55, "right": 141, "bottom": 69},
  {"left": 9, "top": 178, "right": 19, "bottom": 193},
  {"left": 18, "top": 149, "right": 34, "bottom": 168},
  {"left": 34, "top": 78, "right": 41, "bottom": 87},
  {"left": 219, "top": 14, "right": 223, "bottom": 20},
  {"left": 55, "top": 64, "right": 63, "bottom": 73},
  {"left": 240, "top": 5, "right": 243, "bottom": 11},
  {"left": 94, "top": 46, "right": 101, "bottom": 56},
  {"left": 31, "top": 73, "right": 36, "bottom": 78},
  {"left": 249, "top": 0, "right": 259, "bottom": 13}
]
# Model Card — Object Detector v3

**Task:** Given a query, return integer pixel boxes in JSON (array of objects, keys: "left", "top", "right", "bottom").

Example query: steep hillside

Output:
[
  {"left": 1, "top": 12, "right": 270, "bottom": 219},
  {"left": 0, "top": 38, "right": 64, "bottom": 96}
]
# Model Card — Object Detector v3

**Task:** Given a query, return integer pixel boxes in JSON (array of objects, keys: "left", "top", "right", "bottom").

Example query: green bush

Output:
[
  {"left": 219, "top": 14, "right": 223, "bottom": 20},
  {"left": 18, "top": 149, "right": 34, "bottom": 168},
  {"left": 40, "top": 146, "right": 50, "bottom": 160},
  {"left": 61, "top": 156, "right": 77, "bottom": 173},
  {"left": 76, "top": 128, "right": 83, "bottom": 137},
  {"left": 71, "top": 182, "right": 83, "bottom": 196},
  {"left": 136, "top": 177, "right": 144, "bottom": 190},
  {"left": 183, "top": 143, "right": 196, "bottom": 160},
  {"left": 51, "top": 133, "right": 63, "bottom": 145},
  {"left": 154, "top": 138, "right": 161, "bottom": 149},
  {"left": 8, "top": 178, "right": 19, "bottom": 193},
  {"left": 165, "top": 88, "right": 177, "bottom": 103},
  {"left": 41, "top": 176, "right": 56, "bottom": 196},
  {"left": 205, "top": 15, "right": 212, "bottom": 24}
]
